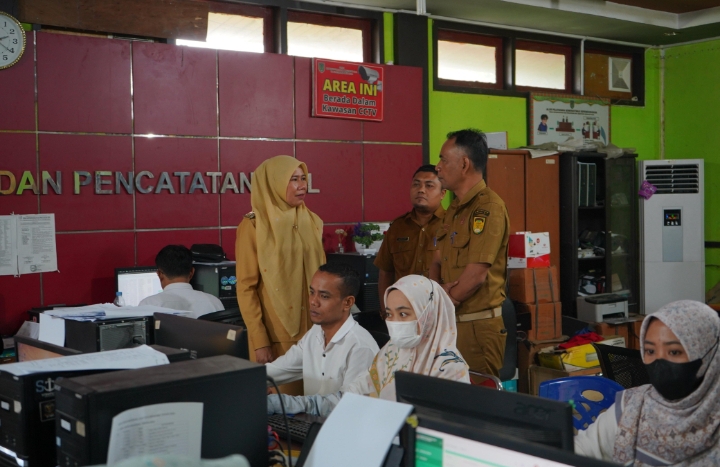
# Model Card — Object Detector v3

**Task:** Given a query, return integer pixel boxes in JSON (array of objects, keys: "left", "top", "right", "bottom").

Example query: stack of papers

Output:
[{"left": 45, "top": 304, "right": 191, "bottom": 322}]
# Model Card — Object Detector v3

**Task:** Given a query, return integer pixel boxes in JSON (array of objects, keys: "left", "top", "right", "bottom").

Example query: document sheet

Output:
[
  {"left": 0, "top": 216, "right": 18, "bottom": 276},
  {"left": 107, "top": 402, "right": 203, "bottom": 465},
  {"left": 17, "top": 214, "right": 58, "bottom": 274}
]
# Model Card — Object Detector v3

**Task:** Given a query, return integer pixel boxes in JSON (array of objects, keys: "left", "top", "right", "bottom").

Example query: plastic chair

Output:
[
  {"left": 538, "top": 375, "right": 623, "bottom": 432},
  {"left": 469, "top": 370, "right": 503, "bottom": 390},
  {"left": 592, "top": 343, "right": 650, "bottom": 389}
]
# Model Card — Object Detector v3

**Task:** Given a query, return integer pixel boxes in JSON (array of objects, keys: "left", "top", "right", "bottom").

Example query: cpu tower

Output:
[{"left": 326, "top": 252, "right": 380, "bottom": 313}]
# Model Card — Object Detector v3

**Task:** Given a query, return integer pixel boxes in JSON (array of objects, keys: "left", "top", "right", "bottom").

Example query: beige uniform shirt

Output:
[
  {"left": 435, "top": 180, "right": 510, "bottom": 316},
  {"left": 374, "top": 206, "right": 445, "bottom": 279}
]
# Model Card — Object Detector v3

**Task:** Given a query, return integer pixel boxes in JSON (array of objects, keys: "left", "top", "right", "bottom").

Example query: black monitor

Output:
[
  {"left": 405, "top": 415, "right": 618, "bottom": 467},
  {"left": 115, "top": 266, "right": 163, "bottom": 306},
  {"left": 395, "top": 371, "right": 574, "bottom": 451},
  {"left": 153, "top": 312, "right": 248, "bottom": 360},
  {"left": 15, "top": 335, "right": 82, "bottom": 362}
]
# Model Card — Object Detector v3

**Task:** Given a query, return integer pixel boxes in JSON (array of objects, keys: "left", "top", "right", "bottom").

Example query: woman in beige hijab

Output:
[{"left": 235, "top": 156, "right": 325, "bottom": 393}]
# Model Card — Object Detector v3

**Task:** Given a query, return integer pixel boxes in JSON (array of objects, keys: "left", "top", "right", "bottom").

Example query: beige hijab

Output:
[
  {"left": 345, "top": 275, "right": 470, "bottom": 400},
  {"left": 251, "top": 155, "right": 325, "bottom": 337}
]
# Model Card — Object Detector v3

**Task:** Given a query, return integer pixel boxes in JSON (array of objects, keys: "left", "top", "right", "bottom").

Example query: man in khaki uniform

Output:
[
  {"left": 374, "top": 165, "right": 446, "bottom": 311},
  {"left": 430, "top": 129, "right": 510, "bottom": 380}
]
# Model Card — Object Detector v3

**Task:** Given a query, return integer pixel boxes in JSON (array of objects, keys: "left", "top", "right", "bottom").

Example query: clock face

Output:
[{"left": 0, "top": 13, "right": 25, "bottom": 70}]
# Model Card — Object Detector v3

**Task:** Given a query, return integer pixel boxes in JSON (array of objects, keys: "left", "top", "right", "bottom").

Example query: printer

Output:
[{"left": 577, "top": 294, "right": 629, "bottom": 323}]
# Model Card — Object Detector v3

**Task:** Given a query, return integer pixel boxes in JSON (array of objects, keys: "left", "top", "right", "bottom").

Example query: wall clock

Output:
[{"left": 0, "top": 12, "right": 26, "bottom": 70}]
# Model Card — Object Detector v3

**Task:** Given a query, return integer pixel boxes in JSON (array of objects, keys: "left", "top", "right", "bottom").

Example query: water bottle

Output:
[{"left": 113, "top": 291, "right": 126, "bottom": 307}]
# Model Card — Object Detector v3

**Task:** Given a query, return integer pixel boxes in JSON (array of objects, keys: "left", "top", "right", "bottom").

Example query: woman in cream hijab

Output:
[
  {"left": 267, "top": 275, "right": 470, "bottom": 415},
  {"left": 236, "top": 156, "right": 325, "bottom": 391},
  {"left": 575, "top": 300, "right": 720, "bottom": 465}
]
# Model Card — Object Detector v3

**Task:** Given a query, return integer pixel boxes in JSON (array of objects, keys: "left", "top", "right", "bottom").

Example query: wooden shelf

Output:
[{"left": 578, "top": 255, "right": 605, "bottom": 261}]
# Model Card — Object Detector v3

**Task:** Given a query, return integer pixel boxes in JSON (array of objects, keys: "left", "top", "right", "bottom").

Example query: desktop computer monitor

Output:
[
  {"left": 406, "top": 416, "right": 617, "bottom": 467},
  {"left": 395, "top": 371, "right": 574, "bottom": 451},
  {"left": 15, "top": 335, "right": 82, "bottom": 362},
  {"left": 115, "top": 266, "right": 163, "bottom": 306},
  {"left": 153, "top": 312, "right": 249, "bottom": 360}
]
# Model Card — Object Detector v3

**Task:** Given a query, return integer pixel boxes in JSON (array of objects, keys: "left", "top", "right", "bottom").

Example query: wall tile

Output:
[
  {"left": 295, "top": 142, "right": 362, "bottom": 223},
  {"left": 219, "top": 140, "right": 295, "bottom": 227},
  {"left": 0, "top": 133, "right": 38, "bottom": 216},
  {"left": 39, "top": 134, "right": 133, "bottom": 231},
  {"left": 37, "top": 32, "right": 131, "bottom": 133},
  {"left": 133, "top": 43, "right": 217, "bottom": 136},
  {"left": 0, "top": 275, "right": 40, "bottom": 334},
  {"left": 363, "top": 144, "right": 423, "bottom": 222},
  {"left": 0, "top": 51, "right": 35, "bottom": 131},
  {"left": 43, "top": 232, "right": 135, "bottom": 306},
  {"left": 136, "top": 229, "right": 220, "bottom": 266},
  {"left": 134, "top": 137, "right": 219, "bottom": 229},
  {"left": 363, "top": 65, "right": 423, "bottom": 143},
  {"left": 294, "top": 57, "right": 361, "bottom": 141},
  {"left": 219, "top": 51, "right": 294, "bottom": 138}
]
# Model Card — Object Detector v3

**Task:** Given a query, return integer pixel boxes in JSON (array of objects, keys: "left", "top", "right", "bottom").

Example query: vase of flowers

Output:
[
  {"left": 352, "top": 222, "right": 384, "bottom": 254},
  {"left": 335, "top": 228, "right": 347, "bottom": 253}
]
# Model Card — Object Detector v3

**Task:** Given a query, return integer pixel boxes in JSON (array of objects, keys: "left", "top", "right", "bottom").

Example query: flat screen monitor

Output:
[
  {"left": 395, "top": 371, "right": 574, "bottom": 451},
  {"left": 15, "top": 335, "right": 82, "bottom": 362},
  {"left": 153, "top": 312, "right": 248, "bottom": 360},
  {"left": 408, "top": 416, "right": 618, "bottom": 467},
  {"left": 115, "top": 266, "right": 163, "bottom": 306}
]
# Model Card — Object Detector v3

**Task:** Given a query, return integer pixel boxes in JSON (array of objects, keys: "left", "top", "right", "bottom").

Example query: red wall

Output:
[{"left": 0, "top": 32, "right": 423, "bottom": 334}]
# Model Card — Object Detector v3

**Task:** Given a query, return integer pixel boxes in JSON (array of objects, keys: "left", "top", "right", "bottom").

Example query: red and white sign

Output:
[
  {"left": 509, "top": 232, "right": 551, "bottom": 269},
  {"left": 312, "top": 59, "right": 384, "bottom": 122}
]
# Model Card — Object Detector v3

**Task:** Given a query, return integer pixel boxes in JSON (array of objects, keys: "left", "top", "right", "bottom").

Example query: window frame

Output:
[
  {"left": 286, "top": 9, "right": 373, "bottom": 63},
  {"left": 204, "top": 1, "right": 276, "bottom": 53},
  {"left": 514, "top": 39, "right": 573, "bottom": 93},
  {"left": 436, "top": 29, "right": 504, "bottom": 90}
]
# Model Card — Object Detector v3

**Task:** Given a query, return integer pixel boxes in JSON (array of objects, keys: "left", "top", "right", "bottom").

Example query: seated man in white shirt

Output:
[
  {"left": 139, "top": 245, "right": 224, "bottom": 319},
  {"left": 267, "top": 263, "right": 379, "bottom": 413}
]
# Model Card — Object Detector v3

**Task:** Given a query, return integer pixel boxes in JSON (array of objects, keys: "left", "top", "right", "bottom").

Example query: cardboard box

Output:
[
  {"left": 517, "top": 337, "right": 567, "bottom": 394},
  {"left": 508, "top": 254, "right": 551, "bottom": 269},
  {"left": 515, "top": 301, "right": 562, "bottom": 341},
  {"left": 508, "top": 266, "right": 560, "bottom": 304},
  {"left": 529, "top": 365, "right": 602, "bottom": 396},
  {"left": 509, "top": 232, "right": 551, "bottom": 258},
  {"left": 594, "top": 314, "right": 645, "bottom": 350}
]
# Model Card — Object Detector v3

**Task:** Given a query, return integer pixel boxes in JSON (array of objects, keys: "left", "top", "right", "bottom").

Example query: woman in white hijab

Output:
[
  {"left": 267, "top": 275, "right": 470, "bottom": 415},
  {"left": 575, "top": 300, "right": 720, "bottom": 466}
]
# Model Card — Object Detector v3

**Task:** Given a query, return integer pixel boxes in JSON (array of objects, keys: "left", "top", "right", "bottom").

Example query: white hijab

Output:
[{"left": 345, "top": 275, "right": 470, "bottom": 400}]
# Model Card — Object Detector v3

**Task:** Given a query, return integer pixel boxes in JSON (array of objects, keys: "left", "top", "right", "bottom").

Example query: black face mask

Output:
[{"left": 645, "top": 358, "right": 703, "bottom": 401}]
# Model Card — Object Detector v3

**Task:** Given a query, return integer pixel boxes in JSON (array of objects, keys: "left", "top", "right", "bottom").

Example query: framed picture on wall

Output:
[{"left": 528, "top": 93, "right": 610, "bottom": 146}]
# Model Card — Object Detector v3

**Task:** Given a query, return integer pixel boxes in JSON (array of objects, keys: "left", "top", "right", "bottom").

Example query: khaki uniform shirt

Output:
[
  {"left": 235, "top": 214, "right": 311, "bottom": 351},
  {"left": 435, "top": 180, "right": 509, "bottom": 316},
  {"left": 374, "top": 206, "right": 445, "bottom": 279}
]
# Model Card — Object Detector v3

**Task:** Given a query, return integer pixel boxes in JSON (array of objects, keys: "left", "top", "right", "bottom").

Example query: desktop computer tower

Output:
[
  {"left": 327, "top": 253, "right": 380, "bottom": 313},
  {"left": 191, "top": 261, "right": 239, "bottom": 311},
  {"left": 64, "top": 317, "right": 152, "bottom": 353},
  {"left": 0, "top": 346, "right": 190, "bottom": 467},
  {"left": 54, "top": 355, "right": 266, "bottom": 467}
]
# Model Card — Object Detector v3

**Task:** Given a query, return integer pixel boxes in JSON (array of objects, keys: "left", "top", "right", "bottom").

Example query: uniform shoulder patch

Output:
[
  {"left": 244, "top": 211, "right": 256, "bottom": 219},
  {"left": 473, "top": 208, "right": 490, "bottom": 217},
  {"left": 472, "top": 216, "right": 486, "bottom": 234}
]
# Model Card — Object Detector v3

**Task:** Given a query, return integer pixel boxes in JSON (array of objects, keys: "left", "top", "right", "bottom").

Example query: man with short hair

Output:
[
  {"left": 374, "top": 164, "right": 446, "bottom": 310},
  {"left": 266, "top": 263, "right": 379, "bottom": 413},
  {"left": 139, "top": 245, "right": 224, "bottom": 318},
  {"left": 430, "top": 129, "right": 510, "bottom": 380}
]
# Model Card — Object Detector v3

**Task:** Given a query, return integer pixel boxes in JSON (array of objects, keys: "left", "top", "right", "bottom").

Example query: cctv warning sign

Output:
[{"left": 312, "top": 58, "right": 384, "bottom": 122}]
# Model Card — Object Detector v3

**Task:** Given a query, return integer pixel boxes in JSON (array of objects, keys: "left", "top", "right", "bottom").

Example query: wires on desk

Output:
[{"left": 267, "top": 376, "right": 293, "bottom": 467}]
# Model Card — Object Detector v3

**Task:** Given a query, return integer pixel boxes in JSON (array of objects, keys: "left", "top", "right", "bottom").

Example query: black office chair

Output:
[
  {"left": 499, "top": 296, "right": 518, "bottom": 382},
  {"left": 592, "top": 343, "right": 650, "bottom": 389},
  {"left": 369, "top": 330, "right": 391, "bottom": 348}
]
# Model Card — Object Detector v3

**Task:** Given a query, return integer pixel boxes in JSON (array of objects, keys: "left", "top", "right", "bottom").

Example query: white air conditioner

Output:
[{"left": 638, "top": 159, "right": 704, "bottom": 314}]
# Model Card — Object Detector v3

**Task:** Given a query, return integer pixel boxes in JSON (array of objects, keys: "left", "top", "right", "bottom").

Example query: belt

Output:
[{"left": 456, "top": 306, "right": 502, "bottom": 322}]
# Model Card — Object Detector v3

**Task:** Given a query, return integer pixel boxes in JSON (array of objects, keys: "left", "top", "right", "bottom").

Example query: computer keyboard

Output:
[{"left": 268, "top": 414, "right": 313, "bottom": 444}]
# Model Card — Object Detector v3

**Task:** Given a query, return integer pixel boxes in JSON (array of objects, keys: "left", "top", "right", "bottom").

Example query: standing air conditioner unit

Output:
[{"left": 638, "top": 159, "right": 704, "bottom": 314}]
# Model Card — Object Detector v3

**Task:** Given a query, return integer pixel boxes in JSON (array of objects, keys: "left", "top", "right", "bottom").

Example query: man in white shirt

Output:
[
  {"left": 139, "top": 245, "right": 224, "bottom": 319},
  {"left": 267, "top": 263, "right": 379, "bottom": 413}
]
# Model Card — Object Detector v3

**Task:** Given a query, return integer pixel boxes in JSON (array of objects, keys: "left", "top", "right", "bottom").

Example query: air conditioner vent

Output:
[{"left": 644, "top": 164, "right": 699, "bottom": 194}]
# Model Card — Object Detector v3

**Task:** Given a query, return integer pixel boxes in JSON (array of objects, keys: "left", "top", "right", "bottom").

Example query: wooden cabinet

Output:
[
  {"left": 486, "top": 149, "right": 561, "bottom": 274},
  {"left": 559, "top": 152, "right": 639, "bottom": 317}
]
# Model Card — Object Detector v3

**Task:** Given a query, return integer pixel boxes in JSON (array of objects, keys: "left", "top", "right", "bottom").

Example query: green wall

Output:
[{"left": 664, "top": 40, "right": 720, "bottom": 292}]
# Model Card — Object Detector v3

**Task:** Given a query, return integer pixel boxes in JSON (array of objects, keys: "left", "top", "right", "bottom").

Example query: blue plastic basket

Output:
[{"left": 538, "top": 375, "right": 623, "bottom": 431}]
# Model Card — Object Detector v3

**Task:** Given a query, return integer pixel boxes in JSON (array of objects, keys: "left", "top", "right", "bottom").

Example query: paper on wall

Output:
[
  {"left": 303, "top": 392, "right": 413, "bottom": 467},
  {"left": 106, "top": 402, "right": 203, "bottom": 465},
  {"left": 0, "top": 216, "right": 18, "bottom": 276},
  {"left": 17, "top": 214, "right": 58, "bottom": 274},
  {"left": 0, "top": 344, "right": 170, "bottom": 376},
  {"left": 38, "top": 314, "right": 65, "bottom": 347}
]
